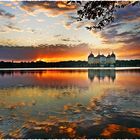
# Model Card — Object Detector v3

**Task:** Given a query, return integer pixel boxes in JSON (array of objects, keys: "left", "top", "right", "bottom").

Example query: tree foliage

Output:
[{"left": 67, "top": 1, "right": 140, "bottom": 30}]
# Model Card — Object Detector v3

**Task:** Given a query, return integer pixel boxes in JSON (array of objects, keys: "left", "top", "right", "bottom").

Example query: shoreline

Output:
[{"left": 0, "top": 67, "right": 140, "bottom": 71}]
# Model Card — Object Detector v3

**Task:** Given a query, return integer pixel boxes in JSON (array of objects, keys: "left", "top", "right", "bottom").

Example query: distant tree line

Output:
[
  {"left": 0, "top": 60, "right": 140, "bottom": 68},
  {"left": 116, "top": 60, "right": 140, "bottom": 67}
]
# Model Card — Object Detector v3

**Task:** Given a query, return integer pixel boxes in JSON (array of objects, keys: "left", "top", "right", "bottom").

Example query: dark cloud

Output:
[
  {"left": 133, "top": 24, "right": 140, "bottom": 30},
  {"left": 0, "top": 43, "right": 89, "bottom": 61},
  {"left": 117, "top": 31, "right": 140, "bottom": 45},
  {"left": 100, "top": 4, "right": 140, "bottom": 42},
  {"left": 0, "top": 23, "right": 22, "bottom": 33},
  {"left": 5, "top": 23, "right": 21, "bottom": 32},
  {"left": 53, "top": 35, "right": 81, "bottom": 43},
  {"left": 61, "top": 38, "right": 71, "bottom": 42},
  {"left": 101, "top": 8, "right": 140, "bottom": 45},
  {"left": 116, "top": 31, "right": 132, "bottom": 37},
  {"left": 101, "top": 29, "right": 140, "bottom": 46},
  {"left": 115, "top": 4, "right": 140, "bottom": 23},
  {"left": 54, "top": 34, "right": 61, "bottom": 38},
  {"left": 61, "top": 38, "right": 81, "bottom": 42},
  {"left": 0, "top": 8, "right": 15, "bottom": 18},
  {"left": 107, "top": 22, "right": 125, "bottom": 29}
]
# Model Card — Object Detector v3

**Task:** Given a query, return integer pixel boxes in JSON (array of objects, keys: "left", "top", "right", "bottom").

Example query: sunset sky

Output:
[{"left": 0, "top": 1, "right": 140, "bottom": 62}]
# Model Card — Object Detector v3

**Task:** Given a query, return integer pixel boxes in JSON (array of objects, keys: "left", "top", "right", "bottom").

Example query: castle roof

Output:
[{"left": 88, "top": 52, "right": 116, "bottom": 58}]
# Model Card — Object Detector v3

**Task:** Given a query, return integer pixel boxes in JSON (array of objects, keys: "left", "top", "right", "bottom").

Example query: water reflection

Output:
[
  {"left": 0, "top": 69, "right": 139, "bottom": 88},
  {"left": 88, "top": 69, "right": 116, "bottom": 82},
  {"left": 0, "top": 68, "right": 140, "bottom": 138},
  {"left": 0, "top": 70, "right": 88, "bottom": 88}
]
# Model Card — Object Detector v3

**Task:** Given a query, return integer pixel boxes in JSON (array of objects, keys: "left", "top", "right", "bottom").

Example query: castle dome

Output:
[
  {"left": 111, "top": 52, "right": 115, "bottom": 57},
  {"left": 107, "top": 54, "right": 111, "bottom": 58},
  {"left": 88, "top": 52, "right": 94, "bottom": 58},
  {"left": 97, "top": 54, "right": 101, "bottom": 58},
  {"left": 100, "top": 54, "right": 105, "bottom": 57}
]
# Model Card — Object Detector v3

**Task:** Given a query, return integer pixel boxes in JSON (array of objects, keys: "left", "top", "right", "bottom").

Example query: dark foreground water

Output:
[{"left": 0, "top": 68, "right": 140, "bottom": 138}]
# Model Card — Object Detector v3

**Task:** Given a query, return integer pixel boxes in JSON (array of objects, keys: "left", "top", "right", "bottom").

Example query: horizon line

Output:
[{"left": 0, "top": 59, "right": 140, "bottom": 63}]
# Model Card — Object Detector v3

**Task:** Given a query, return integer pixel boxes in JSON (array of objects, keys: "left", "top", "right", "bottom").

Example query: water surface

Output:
[{"left": 0, "top": 68, "right": 140, "bottom": 138}]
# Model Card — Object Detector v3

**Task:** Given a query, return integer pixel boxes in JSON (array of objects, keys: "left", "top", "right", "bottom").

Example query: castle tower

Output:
[
  {"left": 110, "top": 52, "right": 116, "bottom": 67},
  {"left": 88, "top": 52, "right": 94, "bottom": 65}
]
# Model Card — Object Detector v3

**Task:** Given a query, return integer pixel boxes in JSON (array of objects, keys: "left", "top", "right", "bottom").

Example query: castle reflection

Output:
[{"left": 88, "top": 69, "right": 116, "bottom": 82}]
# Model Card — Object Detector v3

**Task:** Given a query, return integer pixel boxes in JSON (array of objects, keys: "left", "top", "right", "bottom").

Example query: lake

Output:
[{"left": 0, "top": 68, "right": 140, "bottom": 138}]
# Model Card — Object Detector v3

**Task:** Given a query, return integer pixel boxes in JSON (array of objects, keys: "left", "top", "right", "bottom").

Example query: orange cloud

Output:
[
  {"left": 20, "top": 1, "right": 77, "bottom": 17},
  {"left": 101, "top": 124, "right": 140, "bottom": 138}
]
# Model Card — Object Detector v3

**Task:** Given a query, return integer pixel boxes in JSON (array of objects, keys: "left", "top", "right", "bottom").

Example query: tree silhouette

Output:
[{"left": 67, "top": 1, "right": 140, "bottom": 30}]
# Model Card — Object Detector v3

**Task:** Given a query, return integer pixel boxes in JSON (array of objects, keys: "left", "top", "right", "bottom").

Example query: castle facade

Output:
[{"left": 88, "top": 52, "right": 116, "bottom": 67}]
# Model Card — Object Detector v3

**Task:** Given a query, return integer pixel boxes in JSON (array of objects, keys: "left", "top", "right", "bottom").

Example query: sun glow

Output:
[
  {"left": 36, "top": 58, "right": 48, "bottom": 62},
  {"left": 35, "top": 54, "right": 87, "bottom": 62}
]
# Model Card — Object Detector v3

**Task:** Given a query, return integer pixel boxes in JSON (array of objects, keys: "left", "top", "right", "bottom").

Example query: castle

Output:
[{"left": 88, "top": 52, "right": 116, "bottom": 67}]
